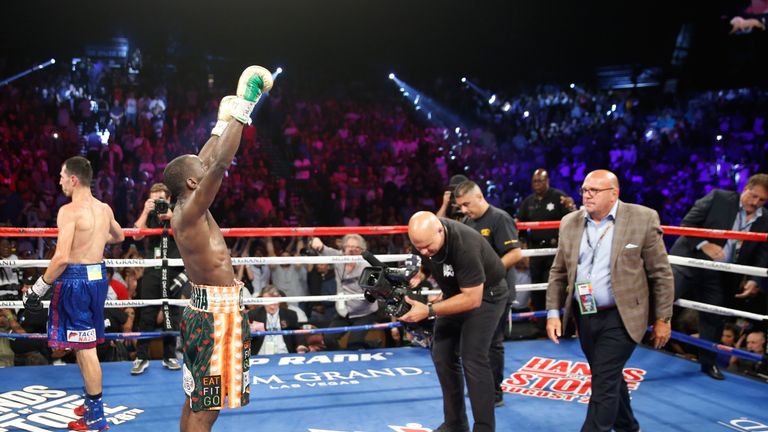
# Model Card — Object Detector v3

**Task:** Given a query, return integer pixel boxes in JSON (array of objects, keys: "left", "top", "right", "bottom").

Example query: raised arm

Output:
[{"left": 182, "top": 66, "right": 273, "bottom": 220}]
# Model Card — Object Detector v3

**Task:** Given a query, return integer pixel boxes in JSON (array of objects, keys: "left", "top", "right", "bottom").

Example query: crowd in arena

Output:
[{"left": 0, "top": 58, "right": 765, "bottom": 379}]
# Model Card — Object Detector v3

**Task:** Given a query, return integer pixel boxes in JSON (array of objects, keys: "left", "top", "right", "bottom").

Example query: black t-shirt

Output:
[
  {"left": 421, "top": 218, "right": 506, "bottom": 300},
  {"left": 146, "top": 209, "right": 180, "bottom": 259},
  {"left": 142, "top": 208, "right": 182, "bottom": 280},
  {"left": 516, "top": 187, "right": 572, "bottom": 246},
  {"left": 463, "top": 205, "right": 520, "bottom": 257}
]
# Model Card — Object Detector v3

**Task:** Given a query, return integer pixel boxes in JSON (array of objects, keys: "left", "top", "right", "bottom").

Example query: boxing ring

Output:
[{"left": 0, "top": 224, "right": 766, "bottom": 431}]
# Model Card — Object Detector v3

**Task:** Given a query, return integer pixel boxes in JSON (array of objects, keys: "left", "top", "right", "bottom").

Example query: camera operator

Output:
[
  {"left": 310, "top": 235, "right": 380, "bottom": 350},
  {"left": 401, "top": 211, "right": 508, "bottom": 432},
  {"left": 130, "top": 183, "right": 183, "bottom": 375}
]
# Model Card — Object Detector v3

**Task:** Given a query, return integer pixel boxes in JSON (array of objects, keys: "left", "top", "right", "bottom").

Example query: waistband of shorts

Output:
[
  {"left": 59, "top": 263, "right": 107, "bottom": 280},
  {"left": 188, "top": 280, "right": 243, "bottom": 313}
]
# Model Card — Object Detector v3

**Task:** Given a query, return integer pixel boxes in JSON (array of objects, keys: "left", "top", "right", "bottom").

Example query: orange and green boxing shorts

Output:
[{"left": 181, "top": 280, "right": 250, "bottom": 411}]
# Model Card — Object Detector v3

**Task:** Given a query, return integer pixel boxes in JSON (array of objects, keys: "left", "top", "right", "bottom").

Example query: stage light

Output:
[
  {"left": 388, "top": 73, "right": 395, "bottom": 80},
  {"left": 569, "top": 83, "right": 575, "bottom": 89},
  {"left": 461, "top": 77, "right": 467, "bottom": 83},
  {"left": 501, "top": 102, "right": 511, "bottom": 112},
  {"left": 414, "top": 95, "right": 420, "bottom": 104},
  {"left": 611, "top": 104, "right": 617, "bottom": 111},
  {"left": 488, "top": 94, "right": 496, "bottom": 105},
  {"left": 716, "top": 135, "right": 723, "bottom": 141},
  {"left": 523, "top": 111, "right": 530, "bottom": 118},
  {"left": 399, "top": 87, "right": 405, "bottom": 92},
  {"left": 272, "top": 67, "right": 284, "bottom": 80},
  {"left": 455, "top": 127, "right": 461, "bottom": 135},
  {"left": 52, "top": 132, "right": 59, "bottom": 139},
  {"left": 50, "top": 58, "right": 56, "bottom": 64}
]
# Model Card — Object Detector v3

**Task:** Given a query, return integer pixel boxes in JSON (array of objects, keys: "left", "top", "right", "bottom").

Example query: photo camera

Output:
[{"left": 154, "top": 198, "right": 169, "bottom": 215}]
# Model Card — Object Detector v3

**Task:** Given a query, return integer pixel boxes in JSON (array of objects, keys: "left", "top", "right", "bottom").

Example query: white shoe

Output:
[
  {"left": 131, "top": 359, "right": 149, "bottom": 375},
  {"left": 162, "top": 358, "right": 181, "bottom": 370}
]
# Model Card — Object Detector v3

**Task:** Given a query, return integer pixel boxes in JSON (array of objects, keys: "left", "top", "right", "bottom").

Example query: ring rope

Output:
[
  {"left": 1, "top": 223, "right": 766, "bottom": 242},
  {"left": 3, "top": 249, "right": 766, "bottom": 279},
  {"left": 674, "top": 298, "right": 768, "bottom": 322},
  {"left": 0, "top": 322, "right": 401, "bottom": 341}
]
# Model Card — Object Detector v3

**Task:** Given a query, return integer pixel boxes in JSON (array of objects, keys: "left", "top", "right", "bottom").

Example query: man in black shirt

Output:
[
  {"left": 516, "top": 169, "right": 575, "bottom": 328},
  {"left": 131, "top": 183, "right": 184, "bottom": 375},
  {"left": 401, "top": 211, "right": 508, "bottom": 432},
  {"left": 453, "top": 180, "right": 522, "bottom": 408}
]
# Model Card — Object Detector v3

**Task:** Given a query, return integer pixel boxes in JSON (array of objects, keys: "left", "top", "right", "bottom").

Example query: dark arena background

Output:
[{"left": 0, "top": 1, "right": 767, "bottom": 431}]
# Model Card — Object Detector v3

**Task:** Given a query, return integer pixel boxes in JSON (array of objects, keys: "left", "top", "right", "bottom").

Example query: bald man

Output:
[
  {"left": 546, "top": 169, "right": 674, "bottom": 432},
  {"left": 402, "top": 211, "right": 509, "bottom": 432}
]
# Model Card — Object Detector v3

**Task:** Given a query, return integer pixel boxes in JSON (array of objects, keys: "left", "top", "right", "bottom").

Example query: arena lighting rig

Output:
[{"left": 0, "top": 58, "right": 56, "bottom": 87}]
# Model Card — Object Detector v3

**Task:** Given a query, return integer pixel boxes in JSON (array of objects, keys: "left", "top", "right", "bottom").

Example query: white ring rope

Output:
[
  {"left": 2, "top": 250, "right": 765, "bottom": 321},
  {"left": 674, "top": 299, "right": 768, "bottom": 322}
]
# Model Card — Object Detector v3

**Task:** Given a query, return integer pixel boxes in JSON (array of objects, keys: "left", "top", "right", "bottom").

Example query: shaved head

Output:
[
  {"left": 532, "top": 168, "right": 550, "bottom": 196},
  {"left": 408, "top": 211, "right": 445, "bottom": 257},
  {"left": 585, "top": 169, "right": 620, "bottom": 189},
  {"left": 581, "top": 169, "right": 620, "bottom": 221}
]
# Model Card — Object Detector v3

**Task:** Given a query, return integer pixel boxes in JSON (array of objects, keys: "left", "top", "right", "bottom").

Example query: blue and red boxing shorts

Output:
[{"left": 48, "top": 263, "right": 108, "bottom": 350}]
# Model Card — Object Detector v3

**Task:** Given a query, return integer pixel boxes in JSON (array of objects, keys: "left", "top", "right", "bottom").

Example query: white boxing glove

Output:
[{"left": 211, "top": 96, "right": 237, "bottom": 136}]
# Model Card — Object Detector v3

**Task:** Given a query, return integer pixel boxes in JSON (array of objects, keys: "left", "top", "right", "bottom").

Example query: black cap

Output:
[{"left": 448, "top": 174, "right": 469, "bottom": 188}]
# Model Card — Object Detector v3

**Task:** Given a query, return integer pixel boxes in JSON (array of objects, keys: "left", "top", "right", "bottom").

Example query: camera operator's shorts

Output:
[
  {"left": 48, "top": 263, "right": 108, "bottom": 350},
  {"left": 181, "top": 280, "right": 250, "bottom": 412}
]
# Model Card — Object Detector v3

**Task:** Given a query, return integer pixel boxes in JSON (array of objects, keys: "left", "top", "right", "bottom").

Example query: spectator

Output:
[
  {"left": 310, "top": 234, "right": 381, "bottom": 350},
  {"left": 729, "top": 330, "right": 768, "bottom": 377},
  {"left": 247, "top": 286, "right": 308, "bottom": 354}
]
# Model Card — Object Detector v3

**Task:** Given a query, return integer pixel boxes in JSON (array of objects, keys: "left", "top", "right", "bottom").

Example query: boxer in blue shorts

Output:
[
  {"left": 24, "top": 156, "right": 124, "bottom": 431},
  {"left": 48, "top": 263, "right": 109, "bottom": 350}
]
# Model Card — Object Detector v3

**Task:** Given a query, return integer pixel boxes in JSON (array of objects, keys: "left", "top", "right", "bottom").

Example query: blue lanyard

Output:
[{"left": 584, "top": 219, "right": 614, "bottom": 279}]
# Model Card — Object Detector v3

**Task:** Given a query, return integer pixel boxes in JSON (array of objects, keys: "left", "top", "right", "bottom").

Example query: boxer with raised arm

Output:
[{"left": 163, "top": 65, "right": 273, "bottom": 432}]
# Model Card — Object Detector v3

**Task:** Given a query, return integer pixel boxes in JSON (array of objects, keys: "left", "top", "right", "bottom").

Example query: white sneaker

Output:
[
  {"left": 162, "top": 358, "right": 181, "bottom": 370},
  {"left": 52, "top": 359, "right": 66, "bottom": 366},
  {"left": 131, "top": 359, "right": 149, "bottom": 375}
]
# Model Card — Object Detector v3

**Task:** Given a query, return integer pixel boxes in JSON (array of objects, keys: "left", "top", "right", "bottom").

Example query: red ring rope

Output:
[{"left": 0, "top": 223, "right": 765, "bottom": 241}]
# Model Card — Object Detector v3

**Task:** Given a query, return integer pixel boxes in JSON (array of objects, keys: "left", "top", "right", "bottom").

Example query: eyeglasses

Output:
[{"left": 579, "top": 187, "right": 614, "bottom": 197}]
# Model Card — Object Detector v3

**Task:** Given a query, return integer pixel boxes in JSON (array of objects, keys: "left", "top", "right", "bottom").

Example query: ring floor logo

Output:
[
  {"left": 718, "top": 418, "right": 768, "bottom": 431},
  {"left": 502, "top": 356, "right": 646, "bottom": 403},
  {"left": 0, "top": 385, "right": 143, "bottom": 431},
  {"left": 250, "top": 351, "right": 427, "bottom": 390}
]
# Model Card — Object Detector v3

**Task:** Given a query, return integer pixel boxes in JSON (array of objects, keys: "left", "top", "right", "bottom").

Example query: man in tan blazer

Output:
[{"left": 546, "top": 169, "right": 674, "bottom": 432}]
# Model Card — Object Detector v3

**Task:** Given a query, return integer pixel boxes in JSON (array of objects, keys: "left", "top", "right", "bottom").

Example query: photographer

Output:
[
  {"left": 435, "top": 174, "right": 469, "bottom": 221},
  {"left": 130, "top": 183, "right": 183, "bottom": 375},
  {"left": 401, "top": 211, "right": 508, "bottom": 432},
  {"left": 310, "top": 235, "right": 380, "bottom": 350}
]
